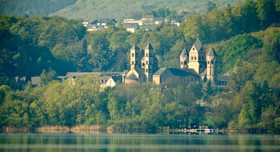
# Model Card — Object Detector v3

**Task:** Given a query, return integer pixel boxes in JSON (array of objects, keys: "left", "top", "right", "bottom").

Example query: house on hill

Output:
[
  {"left": 97, "top": 19, "right": 117, "bottom": 27},
  {"left": 123, "top": 23, "right": 139, "bottom": 33}
]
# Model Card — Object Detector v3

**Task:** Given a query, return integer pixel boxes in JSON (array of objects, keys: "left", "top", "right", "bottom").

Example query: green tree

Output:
[
  {"left": 206, "top": 1, "right": 217, "bottom": 13},
  {"left": 272, "top": 39, "right": 280, "bottom": 64},
  {"left": 40, "top": 68, "right": 57, "bottom": 86},
  {"left": 256, "top": 0, "right": 277, "bottom": 28},
  {"left": 206, "top": 80, "right": 213, "bottom": 95}
]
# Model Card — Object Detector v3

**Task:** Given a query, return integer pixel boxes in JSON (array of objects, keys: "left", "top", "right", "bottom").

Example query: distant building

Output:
[
  {"left": 97, "top": 19, "right": 117, "bottom": 27},
  {"left": 31, "top": 76, "right": 40, "bottom": 86},
  {"left": 141, "top": 15, "right": 154, "bottom": 22},
  {"left": 123, "top": 23, "right": 139, "bottom": 33},
  {"left": 154, "top": 18, "right": 164, "bottom": 25},
  {"left": 124, "top": 19, "right": 144, "bottom": 26},
  {"left": 83, "top": 19, "right": 116, "bottom": 32},
  {"left": 64, "top": 72, "right": 125, "bottom": 90},
  {"left": 170, "top": 19, "right": 180, "bottom": 27}
]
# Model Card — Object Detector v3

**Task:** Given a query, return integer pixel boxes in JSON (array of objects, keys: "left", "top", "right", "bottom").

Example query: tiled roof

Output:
[
  {"left": 153, "top": 68, "right": 200, "bottom": 77},
  {"left": 217, "top": 76, "right": 229, "bottom": 81},
  {"left": 193, "top": 37, "right": 202, "bottom": 51},
  {"left": 207, "top": 47, "right": 217, "bottom": 56},
  {"left": 145, "top": 43, "right": 153, "bottom": 50},
  {"left": 168, "top": 68, "right": 190, "bottom": 76},
  {"left": 123, "top": 23, "right": 139, "bottom": 28},
  {"left": 131, "top": 44, "right": 139, "bottom": 50},
  {"left": 153, "top": 68, "right": 168, "bottom": 75},
  {"left": 126, "top": 73, "right": 139, "bottom": 80},
  {"left": 180, "top": 48, "right": 188, "bottom": 57}
]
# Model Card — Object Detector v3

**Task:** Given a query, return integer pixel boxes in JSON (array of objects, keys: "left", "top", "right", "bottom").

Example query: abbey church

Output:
[
  {"left": 125, "top": 38, "right": 228, "bottom": 87},
  {"left": 44, "top": 38, "right": 228, "bottom": 90}
]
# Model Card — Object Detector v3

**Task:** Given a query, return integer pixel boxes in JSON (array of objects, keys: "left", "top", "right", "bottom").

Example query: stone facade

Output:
[{"left": 125, "top": 38, "right": 227, "bottom": 86}]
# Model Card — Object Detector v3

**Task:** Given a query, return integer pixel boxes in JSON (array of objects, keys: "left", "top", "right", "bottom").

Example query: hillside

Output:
[
  {"left": 50, "top": 0, "right": 244, "bottom": 20},
  {"left": 0, "top": 0, "right": 77, "bottom": 16}
]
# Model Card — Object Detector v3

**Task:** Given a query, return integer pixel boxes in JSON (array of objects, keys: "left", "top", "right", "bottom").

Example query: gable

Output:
[{"left": 126, "top": 68, "right": 140, "bottom": 79}]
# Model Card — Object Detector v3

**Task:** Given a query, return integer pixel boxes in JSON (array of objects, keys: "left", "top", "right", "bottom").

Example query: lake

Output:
[{"left": 0, "top": 133, "right": 280, "bottom": 152}]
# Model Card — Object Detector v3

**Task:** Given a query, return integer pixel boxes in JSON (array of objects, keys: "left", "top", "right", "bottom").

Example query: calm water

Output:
[{"left": 0, "top": 133, "right": 279, "bottom": 152}]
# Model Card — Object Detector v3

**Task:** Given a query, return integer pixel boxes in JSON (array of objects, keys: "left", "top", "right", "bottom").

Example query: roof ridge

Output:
[
  {"left": 207, "top": 47, "right": 217, "bottom": 56},
  {"left": 180, "top": 48, "right": 188, "bottom": 57},
  {"left": 145, "top": 43, "right": 153, "bottom": 50}
]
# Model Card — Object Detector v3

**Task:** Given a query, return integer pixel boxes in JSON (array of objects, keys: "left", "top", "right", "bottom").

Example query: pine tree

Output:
[{"left": 206, "top": 80, "right": 213, "bottom": 95}]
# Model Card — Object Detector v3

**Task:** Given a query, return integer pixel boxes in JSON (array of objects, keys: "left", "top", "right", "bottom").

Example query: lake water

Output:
[{"left": 0, "top": 133, "right": 280, "bottom": 152}]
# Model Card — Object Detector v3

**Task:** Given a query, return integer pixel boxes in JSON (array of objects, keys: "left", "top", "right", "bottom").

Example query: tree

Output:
[
  {"left": 256, "top": 0, "right": 277, "bottom": 28},
  {"left": 40, "top": 68, "right": 57, "bottom": 86},
  {"left": 206, "top": 80, "right": 213, "bottom": 95},
  {"left": 272, "top": 39, "right": 280, "bottom": 64},
  {"left": 206, "top": 1, "right": 217, "bottom": 13}
]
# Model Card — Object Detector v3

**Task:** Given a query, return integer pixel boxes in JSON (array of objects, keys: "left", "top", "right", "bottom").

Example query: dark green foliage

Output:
[
  {"left": 206, "top": 1, "right": 217, "bottom": 13},
  {"left": 215, "top": 34, "right": 262, "bottom": 73},
  {"left": 272, "top": 39, "right": 280, "bottom": 64},
  {"left": 39, "top": 68, "right": 57, "bottom": 86},
  {"left": 0, "top": 15, "right": 86, "bottom": 78}
]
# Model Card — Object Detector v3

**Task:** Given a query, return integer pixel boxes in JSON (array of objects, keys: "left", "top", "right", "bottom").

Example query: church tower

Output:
[
  {"left": 180, "top": 48, "right": 188, "bottom": 70},
  {"left": 206, "top": 47, "right": 217, "bottom": 82},
  {"left": 188, "top": 38, "right": 206, "bottom": 74},
  {"left": 144, "top": 43, "right": 154, "bottom": 82},
  {"left": 130, "top": 44, "right": 140, "bottom": 70}
]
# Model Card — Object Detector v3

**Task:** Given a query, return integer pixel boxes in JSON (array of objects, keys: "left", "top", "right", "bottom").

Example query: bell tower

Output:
[
  {"left": 180, "top": 48, "right": 188, "bottom": 70},
  {"left": 206, "top": 47, "right": 217, "bottom": 82},
  {"left": 130, "top": 44, "right": 140, "bottom": 70},
  {"left": 188, "top": 38, "right": 206, "bottom": 74},
  {"left": 144, "top": 43, "right": 154, "bottom": 82}
]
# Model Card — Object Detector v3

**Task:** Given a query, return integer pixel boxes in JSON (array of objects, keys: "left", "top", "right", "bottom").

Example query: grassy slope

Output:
[
  {"left": 0, "top": 0, "right": 77, "bottom": 16},
  {"left": 50, "top": 0, "right": 244, "bottom": 20}
]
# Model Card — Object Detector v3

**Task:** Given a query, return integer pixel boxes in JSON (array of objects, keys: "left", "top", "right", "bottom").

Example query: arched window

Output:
[
  {"left": 191, "top": 57, "right": 193, "bottom": 60},
  {"left": 195, "top": 57, "right": 197, "bottom": 60},
  {"left": 211, "top": 61, "right": 214, "bottom": 64},
  {"left": 132, "top": 53, "right": 134, "bottom": 57}
]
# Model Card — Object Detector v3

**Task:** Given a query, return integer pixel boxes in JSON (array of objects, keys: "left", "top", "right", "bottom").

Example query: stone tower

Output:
[
  {"left": 144, "top": 43, "right": 154, "bottom": 82},
  {"left": 180, "top": 48, "right": 188, "bottom": 70},
  {"left": 188, "top": 38, "right": 206, "bottom": 74},
  {"left": 206, "top": 47, "right": 217, "bottom": 82},
  {"left": 130, "top": 44, "right": 140, "bottom": 69}
]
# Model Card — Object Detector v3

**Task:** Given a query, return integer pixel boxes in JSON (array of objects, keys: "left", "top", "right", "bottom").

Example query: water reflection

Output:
[{"left": 0, "top": 133, "right": 279, "bottom": 152}]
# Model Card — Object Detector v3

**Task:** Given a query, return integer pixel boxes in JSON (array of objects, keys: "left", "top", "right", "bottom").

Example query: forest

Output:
[
  {"left": 0, "top": 0, "right": 280, "bottom": 132},
  {"left": 0, "top": 0, "right": 244, "bottom": 19}
]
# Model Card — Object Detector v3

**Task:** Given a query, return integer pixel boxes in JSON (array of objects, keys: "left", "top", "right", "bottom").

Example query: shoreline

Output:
[{"left": 0, "top": 126, "right": 277, "bottom": 134}]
